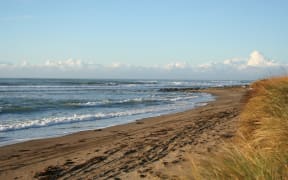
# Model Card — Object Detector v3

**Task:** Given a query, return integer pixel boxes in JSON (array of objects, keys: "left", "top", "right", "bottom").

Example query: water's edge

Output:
[{"left": 0, "top": 92, "right": 214, "bottom": 147}]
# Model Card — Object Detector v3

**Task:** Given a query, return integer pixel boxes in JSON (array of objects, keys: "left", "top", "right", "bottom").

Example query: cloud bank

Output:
[{"left": 1, "top": 51, "right": 287, "bottom": 80}]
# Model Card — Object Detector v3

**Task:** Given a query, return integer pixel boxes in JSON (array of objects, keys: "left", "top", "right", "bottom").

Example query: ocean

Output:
[{"left": 0, "top": 79, "right": 249, "bottom": 146}]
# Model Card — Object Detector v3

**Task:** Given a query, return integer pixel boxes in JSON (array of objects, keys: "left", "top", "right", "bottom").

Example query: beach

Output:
[
  {"left": 1, "top": 79, "right": 248, "bottom": 146},
  {"left": 0, "top": 86, "right": 247, "bottom": 179}
]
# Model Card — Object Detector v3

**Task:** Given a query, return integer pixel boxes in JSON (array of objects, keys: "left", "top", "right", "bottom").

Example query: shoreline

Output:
[
  {"left": 0, "top": 86, "right": 247, "bottom": 179},
  {"left": 0, "top": 91, "right": 214, "bottom": 148},
  {"left": 0, "top": 87, "right": 216, "bottom": 148}
]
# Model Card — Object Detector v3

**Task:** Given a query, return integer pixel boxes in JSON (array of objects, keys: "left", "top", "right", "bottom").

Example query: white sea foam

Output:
[
  {"left": 67, "top": 98, "right": 148, "bottom": 107},
  {"left": 68, "top": 97, "right": 168, "bottom": 107},
  {"left": 0, "top": 105, "right": 179, "bottom": 132},
  {"left": 68, "top": 101, "right": 100, "bottom": 106},
  {"left": 170, "top": 96, "right": 197, "bottom": 102},
  {"left": 196, "top": 102, "right": 208, "bottom": 106},
  {"left": 170, "top": 81, "right": 185, "bottom": 85}
]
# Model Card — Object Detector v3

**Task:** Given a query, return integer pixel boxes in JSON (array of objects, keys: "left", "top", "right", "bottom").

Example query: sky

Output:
[{"left": 1, "top": 0, "right": 288, "bottom": 79}]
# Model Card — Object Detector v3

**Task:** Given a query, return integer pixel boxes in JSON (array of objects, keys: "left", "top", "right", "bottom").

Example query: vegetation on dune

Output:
[{"left": 192, "top": 76, "right": 288, "bottom": 179}]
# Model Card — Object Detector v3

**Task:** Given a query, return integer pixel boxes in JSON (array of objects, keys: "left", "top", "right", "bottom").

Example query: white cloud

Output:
[
  {"left": 0, "top": 51, "right": 286, "bottom": 80},
  {"left": 164, "top": 62, "right": 189, "bottom": 70},
  {"left": 110, "top": 63, "right": 123, "bottom": 68},
  {"left": 223, "top": 58, "right": 244, "bottom": 65},
  {"left": 197, "top": 63, "right": 212, "bottom": 70},
  {"left": 199, "top": 51, "right": 282, "bottom": 71},
  {"left": 20, "top": 60, "right": 30, "bottom": 67},
  {"left": 108, "top": 63, "right": 133, "bottom": 69},
  {"left": 44, "top": 59, "right": 83, "bottom": 68},
  {"left": 247, "top": 50, "right": 278, "bottom": 67}
]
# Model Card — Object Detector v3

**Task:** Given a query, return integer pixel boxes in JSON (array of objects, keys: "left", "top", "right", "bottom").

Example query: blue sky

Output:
[{"left": 1, "top": 0, "right": 288, "bottom": 79}]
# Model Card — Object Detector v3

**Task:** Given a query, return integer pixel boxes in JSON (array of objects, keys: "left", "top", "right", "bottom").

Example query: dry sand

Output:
[{"left": 0, "top": 86, "right": 247, "bottom": 180}]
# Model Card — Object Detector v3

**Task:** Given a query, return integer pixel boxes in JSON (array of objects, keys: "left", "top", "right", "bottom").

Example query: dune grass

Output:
[{"left": 192, "top": 76, "right": 288, "bottom": 179}]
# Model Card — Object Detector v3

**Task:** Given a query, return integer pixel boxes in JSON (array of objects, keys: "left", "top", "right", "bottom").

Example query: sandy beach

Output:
[{"left": 0, "top": 86, "right": 247, "bottom": 179}]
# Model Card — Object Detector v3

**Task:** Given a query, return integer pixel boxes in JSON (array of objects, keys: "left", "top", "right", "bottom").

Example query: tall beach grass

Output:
[{"left": 192, "top": 76, "right": 288, "bottom": 179}]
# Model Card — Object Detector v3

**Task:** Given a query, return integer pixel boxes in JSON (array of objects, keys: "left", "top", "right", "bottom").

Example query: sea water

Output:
[{"left": 0, "top": 79, "right": 249, "bottom": 146}]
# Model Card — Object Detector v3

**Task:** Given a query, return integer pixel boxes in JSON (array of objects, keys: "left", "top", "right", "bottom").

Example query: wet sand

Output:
[{"left": 0, "top": 86, "right": 247, "bottom": 179}]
